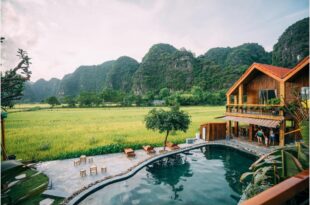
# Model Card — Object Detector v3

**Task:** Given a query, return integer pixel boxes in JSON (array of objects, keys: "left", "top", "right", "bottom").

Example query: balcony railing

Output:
[{"left": 226, "top": 104, "right": 284, "bottom": 117}]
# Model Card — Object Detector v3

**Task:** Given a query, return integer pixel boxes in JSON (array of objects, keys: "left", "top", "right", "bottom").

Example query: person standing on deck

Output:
[
  {"left": 255, "top": 127, "right": 265, "bottom": 145},
  {"left": 269, "top": 129, "right": 275, "bottom": 146}
]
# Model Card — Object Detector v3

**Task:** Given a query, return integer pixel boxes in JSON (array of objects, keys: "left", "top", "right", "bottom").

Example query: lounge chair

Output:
[
  {"left": 166, "top": 142, "right": 180, "bottom": 150},
  {"left": 124, "top": 148, "right": 136, "bottom": 157},
  {"left": 143, "top": 145, "right": 156, "bottom": 154}
]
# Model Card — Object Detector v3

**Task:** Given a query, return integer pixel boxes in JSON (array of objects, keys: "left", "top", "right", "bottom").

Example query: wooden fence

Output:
[{"left": 199, "top": 122, "right": 226, "bottom": 141}]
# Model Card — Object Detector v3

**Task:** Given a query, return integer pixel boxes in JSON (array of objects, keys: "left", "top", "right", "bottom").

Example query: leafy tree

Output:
[
  {"left": 159, "top": 87, "right": 170, "bottom": 99},
  {"left": 46, "top": 96, "right": 60, "bottom": 107},
  {"left": 135, "top": 95, "right": 143, "bottom": 106},
  {"left": 145, "top": 106, "right": 191, "bottom": 150},
  {"left": 1, "top": 49, "right": 31, "bottom": 109},
  {"left": 191, "top": 86, "right": 203, "bottom": 103},
  {"left": 64, "top": 96, "right": 76, "bottom": 107},
  {"left": 78, "top": 92, "right": 101, "bottom": 107}
]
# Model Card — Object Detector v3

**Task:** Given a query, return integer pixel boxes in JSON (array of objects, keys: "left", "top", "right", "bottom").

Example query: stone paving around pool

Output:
[{"left": 35, "top": 139, "right": 277, "bottom": 198}]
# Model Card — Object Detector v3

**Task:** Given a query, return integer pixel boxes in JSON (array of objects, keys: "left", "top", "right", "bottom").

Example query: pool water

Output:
[{"left": 80, "top": 145, "right": 256, "bottom": 205}]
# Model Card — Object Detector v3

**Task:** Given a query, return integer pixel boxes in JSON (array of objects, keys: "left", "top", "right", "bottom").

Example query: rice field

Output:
[{"left": 5, "top": 106, "right": 225, "bottom": 161}]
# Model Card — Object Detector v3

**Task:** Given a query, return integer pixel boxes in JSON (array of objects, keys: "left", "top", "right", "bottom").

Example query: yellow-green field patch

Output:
[{"left": 5, "top": 106, "right": 225, "bottom": 161}]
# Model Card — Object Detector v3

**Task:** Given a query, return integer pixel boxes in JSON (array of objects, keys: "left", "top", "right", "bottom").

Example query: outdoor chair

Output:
[
  {"left": 124, "top": 148, "right": 136, "bottom": 157},
  {"left": 88, "top": 158, "right": 93, "bottom": 163},
  {"left": 166, "top": 142, "right": 180, "bottom": 150},
  {"left": 90, "top": 165, "right": 98, "bottom": 175},
  {"left": 80, "top": 169, "right": 86, "bottom": 177},
  {"left": 74, "top": 159, "right": 80, "bottom": 166},
  {"left": 143, "top": 145, "right": 156, "bottom": 154},
  {"left": 101, "top": 167, "right": 107, "bottom": 173},
  {"left": 80, "top": 155, "right": 87, "bottom": 164}
]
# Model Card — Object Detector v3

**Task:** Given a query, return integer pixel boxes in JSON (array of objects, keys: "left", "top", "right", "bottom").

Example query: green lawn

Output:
[{"left": 5, "top": 106, "right": 225, "bottom": 161}]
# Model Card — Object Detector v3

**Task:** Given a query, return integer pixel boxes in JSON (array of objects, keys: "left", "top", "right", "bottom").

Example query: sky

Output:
[{"left": 1, "top": 0, "right": 309, "bottom": 82}]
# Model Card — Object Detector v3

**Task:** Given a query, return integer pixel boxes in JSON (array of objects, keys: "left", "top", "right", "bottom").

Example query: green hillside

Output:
[{"left": 21, "top": 18, "right": 309, "bottom": 104}]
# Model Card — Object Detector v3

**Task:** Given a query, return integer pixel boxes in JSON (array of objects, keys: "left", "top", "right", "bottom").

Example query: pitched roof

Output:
[
  {"left": 283, "top": 56, "right": 309, "bottom": 81},
  {"left": 226, "top": 57, "right": 309, "bottom": 96},
  {"left": 254, "top": 64, "right": 291, "bottom": 79}
]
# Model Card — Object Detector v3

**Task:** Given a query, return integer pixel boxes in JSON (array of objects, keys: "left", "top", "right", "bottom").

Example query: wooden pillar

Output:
[
  {"left": 1, "top": 118, "right": 7, "bottom": 160},
  {"left": 279, "top": 120, "right": 286, "bottom": 146},
  {"left": 249, "top": 124, "right": 253, "bottom": 142},
  {"left": 279, "top": 81, "right": 285, "bottom": 105},
  {"left": 234, "top": 95, "right": 238, "bottom": 105},
  {"left": 234, "top": 121, "right": 239, "bottom": 137},
  {"left": 226, "top": 121, "right": 231, "bottom": 136},
  {"left": 238, "top": 84, "right": 244, "bottom": 105},
  {"left": 207, "top": 123, "right": 211, "bottom": 141},
  {"left": 226, "top": 94, "right": 230, "bottom": 105}
]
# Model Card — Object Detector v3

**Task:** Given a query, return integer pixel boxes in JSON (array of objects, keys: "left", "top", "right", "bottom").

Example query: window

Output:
[
  {"left": 259, "top": 90, "right": 277, "bottom": 104},
  {"left": 301, "top": 87, "right": 309, "bottom": 100}
]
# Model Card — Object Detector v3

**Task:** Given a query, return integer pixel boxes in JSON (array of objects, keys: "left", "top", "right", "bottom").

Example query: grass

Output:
[{"left": 5, "top": 106, "right": 225, "bottom": 161}]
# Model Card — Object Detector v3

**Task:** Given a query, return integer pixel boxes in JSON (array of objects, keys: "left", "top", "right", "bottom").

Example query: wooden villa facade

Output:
[{"left": 223, "top": 57, "right": 309, "bottom": 146}]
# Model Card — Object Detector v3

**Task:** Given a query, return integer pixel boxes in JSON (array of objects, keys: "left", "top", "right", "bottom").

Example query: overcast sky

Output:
[{"left": 1, "top": 0, "right": 309, "bottom": 82}]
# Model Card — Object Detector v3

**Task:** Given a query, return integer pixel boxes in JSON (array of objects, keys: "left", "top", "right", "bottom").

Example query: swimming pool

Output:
[{"left": 79, "top": 145, "right": 256, "bottom": 205}]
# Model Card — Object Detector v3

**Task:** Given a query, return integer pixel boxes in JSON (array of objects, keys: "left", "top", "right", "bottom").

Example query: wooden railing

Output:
[
  {"left": 226, "top": 104, "right": 284, "bottom": 117},
  {"left": 242, "top": 169, "right": 309, "bottom": 205}
]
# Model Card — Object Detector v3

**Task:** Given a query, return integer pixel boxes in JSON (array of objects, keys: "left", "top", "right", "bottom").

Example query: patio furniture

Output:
[
  {"left": 74, "top": 160, "right": 80, "bottom": 166},
  {"left": 143, "top": 145, "right": 156, "bottom": 154},
  {"left": 166, "top": 142, "right": 180, "bottom": 150},
  {"left": 80, "top": 155, "right": 87, "bottom": 164},
  {"left": 80, "top": 169, "right": 86, "bottom": 177},
  {"left": 186, "top": 138, "right": 195, "bottom": 144},
  {"left": 88, "top": 158, "right": 93, "bottom": 163},
  {"left": 124, "top": 148, "right": 136, "bottom": 157},
  {"left": 101, "top": 167, "right": 107, "bottom": 173},
  {"left": 90, "top": 165, "right": 98, "bottom": 175}
]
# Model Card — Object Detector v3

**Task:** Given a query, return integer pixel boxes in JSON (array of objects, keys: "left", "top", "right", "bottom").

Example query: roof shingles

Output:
[{"left": 254, "top": 63, "right": 291, "bottom": 79}]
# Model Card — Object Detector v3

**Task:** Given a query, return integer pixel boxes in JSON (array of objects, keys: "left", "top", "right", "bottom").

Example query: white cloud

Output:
[{"left": 1, "top": 0, "right": 309, "bottom": 81}]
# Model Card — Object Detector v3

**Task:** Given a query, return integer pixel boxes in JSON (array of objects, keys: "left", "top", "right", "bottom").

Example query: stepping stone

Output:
[
  {"left": 8, "top": 180, "right": 19, "bottom": 188},
  {"left": 43, "top": 189, "right": 70, "bottom": 198},
  {"left": 15, "top": 174, "right": 26, "bottom": 180},
  {"left": 39, "top": 198, "right": 54, "bottom": 205}
]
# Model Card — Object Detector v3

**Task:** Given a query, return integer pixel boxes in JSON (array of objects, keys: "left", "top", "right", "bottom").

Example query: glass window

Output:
[
  {"left": 301, "top": 87, "right": 309, "bottom": 100},
  {"left": 259, "top": 90, "right": 277, "bottom": 104}
]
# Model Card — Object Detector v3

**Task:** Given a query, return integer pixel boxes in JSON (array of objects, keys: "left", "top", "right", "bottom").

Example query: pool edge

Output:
[{"left": 65, "top": 142, "right": 259, "bottom": 205}]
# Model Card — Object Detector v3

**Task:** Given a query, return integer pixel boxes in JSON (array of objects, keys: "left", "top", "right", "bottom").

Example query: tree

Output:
[
  {"left": 144, "top": 105, "right": 191, "bottom": 150},
  {"left": 1, "top": 49, "right": 31, "bottom": 109},
  {"left": 159, "top": 87, "right": 170, "bottom": 99},
  {"left": 64, "top": 96, "right": 76, "bottom": 107},
  {"left": 46, "top": 96, "right": 60, "bottom": 107}
]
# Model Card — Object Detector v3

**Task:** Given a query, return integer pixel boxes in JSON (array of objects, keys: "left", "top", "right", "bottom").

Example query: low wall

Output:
[{"left": 200, "top": 122, "right": 226, "bottom": 141}]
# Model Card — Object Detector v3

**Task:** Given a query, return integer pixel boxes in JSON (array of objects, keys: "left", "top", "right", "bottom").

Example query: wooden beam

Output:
[
  {"left": 234, "top": 121, "right": 239, "bottom": 137},
  {"left": 1, "top": 118, "right": 7, "bottom": 160},
  {"left": 279, "top": 81, "right": 285, "bottom": 105},
  {"left": 249, "top": 124, "right": 253, "bottom": 142},
  {"left": 234, "top": 95, "right": 238, "bottom": 105},
  {"left": 225, "top": 112, "right": 284, "bottom": 121},
  {"left": 226, "top": 95, "right": 230, "bottom": 105},
  {"left": 226, "top": 121, "right": 231, "bottom": 136},
  {"left": 239, "top": 84, "right": 244, "bottom": 104},
  {"left": 279, "top": 120, "right": 286, "bottom": 146}
]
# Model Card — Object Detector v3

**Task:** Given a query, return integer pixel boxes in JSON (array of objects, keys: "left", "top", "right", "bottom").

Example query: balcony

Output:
[{"left": 225, "top": 104, "right": 285, "bottom": 120}]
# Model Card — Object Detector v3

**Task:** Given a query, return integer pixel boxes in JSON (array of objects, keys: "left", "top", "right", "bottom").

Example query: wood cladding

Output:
[
  {"left": 285, "top": 66, "right": 309, "bottom": 103},
  {"left": 200, "top": 123, "right": 226, "bottom": 141},
  {"left": 245, "top": 72, "right": 279, "bottom": 104}
]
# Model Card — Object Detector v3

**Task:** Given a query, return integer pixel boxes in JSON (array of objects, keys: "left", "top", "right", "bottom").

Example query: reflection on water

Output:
[
  {"left": 146, "top": 155, "right": 192, "bottom": 200},
  {"left": 80, "top": 145, "right": 256, "bottom": 205}
]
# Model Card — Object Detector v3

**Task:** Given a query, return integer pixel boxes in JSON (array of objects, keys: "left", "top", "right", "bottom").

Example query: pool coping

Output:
[{"left": 64, "top": 141, "right": 260, "bottom": 205}]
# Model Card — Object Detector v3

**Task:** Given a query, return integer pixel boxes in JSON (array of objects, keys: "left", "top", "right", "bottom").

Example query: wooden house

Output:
[{"left": 224, "top": 57, "right": 309, "bottom": 146}]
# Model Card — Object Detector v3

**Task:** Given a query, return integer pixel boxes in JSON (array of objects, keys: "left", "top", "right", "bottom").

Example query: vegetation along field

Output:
[{"left": 6, "top": 106, "right": 225, "bottom": 161}]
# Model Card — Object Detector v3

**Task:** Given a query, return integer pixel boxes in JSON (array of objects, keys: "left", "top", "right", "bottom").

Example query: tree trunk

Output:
[{"left": 163, "top": 130, "right": 170, "bottom": 151}]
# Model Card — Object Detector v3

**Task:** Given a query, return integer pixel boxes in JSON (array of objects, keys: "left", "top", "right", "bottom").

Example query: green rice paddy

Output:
[{"left": 5, "top": 106, "right": 225, "bottom": 161}]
